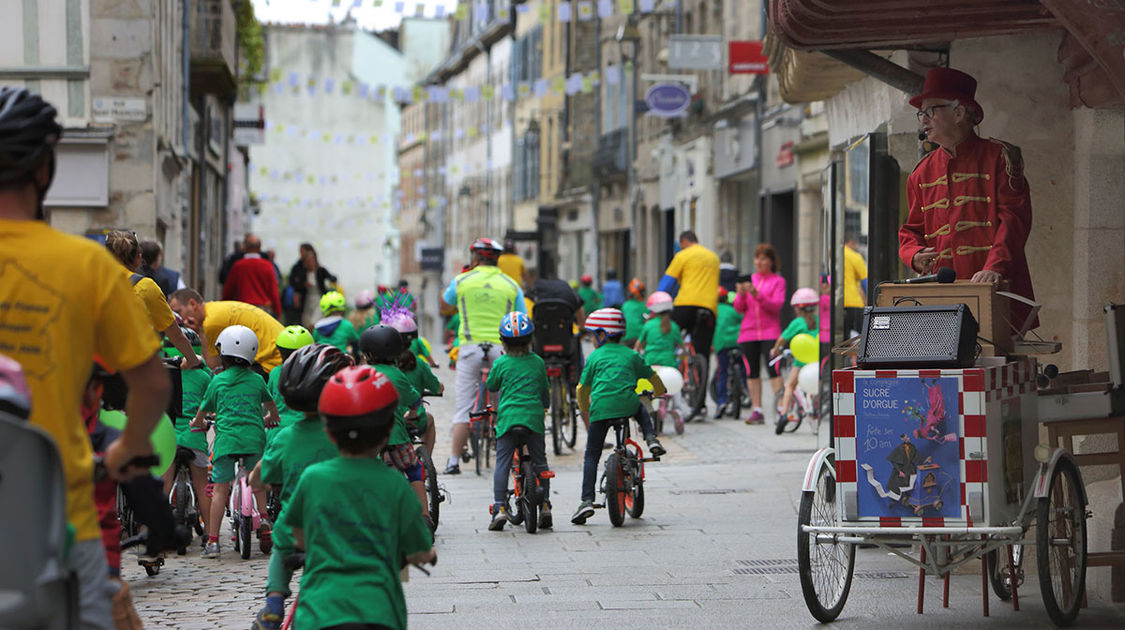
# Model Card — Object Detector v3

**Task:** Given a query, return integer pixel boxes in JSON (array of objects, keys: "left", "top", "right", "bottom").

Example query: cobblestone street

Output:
[{"left": 125, "top": 364, "right": 1125, "bottom": 629}]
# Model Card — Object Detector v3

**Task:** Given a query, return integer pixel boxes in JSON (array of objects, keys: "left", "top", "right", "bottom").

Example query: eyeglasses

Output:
[{"left": 916, "top": 103, "right": 954, "bottom": 121}]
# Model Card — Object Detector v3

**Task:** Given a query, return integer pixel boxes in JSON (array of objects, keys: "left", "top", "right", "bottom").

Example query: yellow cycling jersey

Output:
[{"left": 664, "top": 243, "right": 721, "bottom": 313}]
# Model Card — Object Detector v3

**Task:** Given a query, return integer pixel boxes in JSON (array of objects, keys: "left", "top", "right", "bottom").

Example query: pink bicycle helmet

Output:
[
  {"left": 354, "top": 289, "right": 376, "bottom": 309},
  {"left": 0, "top": 353, "right": 31, "bottom": 419},
  {"left": 790, "top": 287, "right": 819, "bottom": 307},
  {"left": 646, "top": 291, "right": 674, "bottom": 314}
]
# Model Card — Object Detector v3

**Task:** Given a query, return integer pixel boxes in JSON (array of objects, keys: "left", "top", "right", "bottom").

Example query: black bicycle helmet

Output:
[
  {"left": 0, "top": 87, "right": 62, "bottom": 184},
  {"left": 359, "top": 324, "right": 404, "bottom": 363},
  {"left": 278, "top": 343, "right": 355, "bottom": 413}
]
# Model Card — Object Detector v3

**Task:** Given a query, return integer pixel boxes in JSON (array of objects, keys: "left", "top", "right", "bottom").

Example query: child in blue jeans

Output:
[{"left": 485, "top": 312, "right": 551, "bottom": 531}]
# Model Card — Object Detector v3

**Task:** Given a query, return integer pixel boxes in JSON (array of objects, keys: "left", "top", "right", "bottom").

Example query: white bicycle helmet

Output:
[{"left": 216, "top": 325, "right": 259, "bottom": 364}]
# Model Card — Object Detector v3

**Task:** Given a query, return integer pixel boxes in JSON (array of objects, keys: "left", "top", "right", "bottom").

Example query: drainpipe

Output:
[
  {"left": 589, "top": 15, "right": 601, "bottom": 278},
  {"left": 182, "top": 0, "right": 192, "bottom": 283}
]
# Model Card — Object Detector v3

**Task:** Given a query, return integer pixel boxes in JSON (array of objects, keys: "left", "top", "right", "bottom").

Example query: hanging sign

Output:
[
  {"left": 729, "top": 41, "right": 770, "bottom": 74},
  {"left": 645, "top": 83, "right": 691, "bottom": 118}
]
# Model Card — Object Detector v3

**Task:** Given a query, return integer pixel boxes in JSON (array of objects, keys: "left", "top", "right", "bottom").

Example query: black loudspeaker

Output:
[{"left": 857, "top": 304, "right": 979, "bottom": 369}]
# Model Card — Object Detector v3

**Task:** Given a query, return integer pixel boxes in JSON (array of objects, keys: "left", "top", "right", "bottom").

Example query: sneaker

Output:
[
  {"left": 538, "top": 502, "right": 553, "bottom": 529},
  {"left": 645, "top": 436, "right": 666, "bottom": 457},
  {"left": 201, "top": 542, "right": 220, "bottom": 559},
  {"left": 571, "top": 500, "right": 596, "bottom": 525},
  {"left": 488, "top": 505, "right": 507, "bottom": 531},
  {"left": 251, "top": 607, "right": 282, "bottom": 630},
  {"left": 745, "top": 408, "right": 765, "bottom": 425},
  {"left": 443, "top": 463, "right": 461, "bottom": 475},
  {"left": 712, "top": 404, "right": 726, "bottom": 419}
]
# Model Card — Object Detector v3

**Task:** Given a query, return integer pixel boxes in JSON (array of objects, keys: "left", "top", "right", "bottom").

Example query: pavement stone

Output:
[{"left": 124, "top": 355, "right": 1125, "bottom": 629}]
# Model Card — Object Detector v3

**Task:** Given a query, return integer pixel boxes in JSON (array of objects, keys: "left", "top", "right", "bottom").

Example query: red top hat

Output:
[{"left": 909, "top": 67, "right": 983, "bottom": 123}]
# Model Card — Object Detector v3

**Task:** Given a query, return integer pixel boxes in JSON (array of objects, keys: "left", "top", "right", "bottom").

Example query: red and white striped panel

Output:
[{"left": 984, "top": 357, "right": 1037, "bottom": 402}]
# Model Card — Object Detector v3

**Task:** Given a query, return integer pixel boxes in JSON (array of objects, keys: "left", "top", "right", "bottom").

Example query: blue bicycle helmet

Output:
[{"left": 498, "top": 311, "right": 534, "bottom": 340}]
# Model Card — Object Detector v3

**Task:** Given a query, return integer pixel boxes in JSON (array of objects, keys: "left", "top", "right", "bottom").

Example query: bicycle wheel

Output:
[
  {"left": 549, "top": 377, "right": 563, "bottom": 456},
  {"left": 604, "top": 453, "right": 626, "bottom": 527},
  {"left": 417, "top": 446, "right": 441, "bottom": 532},
  {"left": 522, "top": 466, "right": 539, "bottom": 534},
  {"left": 1036, "top": 458, "right": 1087, "bottom": 627},
  {"left": 684, "top": 355, "right": 707, "bottom": 416},
  {"left": 797, "top": 458, "right": 855, "bottom": 622},
  {"left": 173, "top": 474, "right": 190, "bottom": 554},
  {"left": 986, "top": 546, "right": 1024, "bottom": 602},
  {"left": 783, "top": 399, "right": 803, "bottom": 433},
  {"left": 472, "top": 420, "right": 483, "bottom": 476},
  {"left": 563, "top": 388, "right": 578, "bottom": 449},
  {"left": 240, "top": 515, "right": 253, "bottom": 560},
  {"left": 626, "top": 459, "right": 645, "bottom": 519},
  {"left": 728, "top": 370, "right": 743, "bottom": 420}
]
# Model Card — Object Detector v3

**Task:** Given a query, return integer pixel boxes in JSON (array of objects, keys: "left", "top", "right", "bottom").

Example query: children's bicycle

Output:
[
  {"left": 229, "top": 453, "right": 268, "bottom": 560},
  {"left": 168, "top": 447, "right": 206, "bottom": 555},
  {"left": 596, "top": 417, "right": 660, "bottom": 527},
  {"left": 502, "top": 426, "right": 555, "bottom": 534},
  {"left": 678, "top": 336, "right": 708, "bottom": 419},
  {"left": 409, "top": 421, "right": 445, "bottom": 532},
  {"left": 709, "top": 346, "right": 751, "bottom": 417},
  {"left": 645, "top": 365, "right": 685, "bottom": 436},
  {"left": 768, "top": 349, "right": 819, "bottom": 434}
]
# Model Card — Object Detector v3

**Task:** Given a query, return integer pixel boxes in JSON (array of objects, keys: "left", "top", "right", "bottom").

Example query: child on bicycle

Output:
[
  {"left": 250, "top": 343, "right": 353, "bottom": 630},
  {"left": 486, "top": 312, "right": 551, "bottom": 531},
  {"left": 190, "top": 325, "right": 280, "bottom": 559},
  {"left": 572, "top": 308, "right": 666, "bottom": 525},
  {"left": 770, "top": 288, "right": 820, "bottom": 435},
  {"left": 620, "top": 278, "right": 649, "bottom": 349},
  {"left": 160, "top": 327, "right": 212, "bottom": 536},
  {"left": 359, "top": 324, "right": 434, "bottom": 529},
  {"left": 634, "top": 291, "right": 688, "bottom": 419},
  {"left": 711, "top": 288, "right": 743, "bottom": 419},
  {"left": 276, "top": 365, "right": 436, "bottom": 630},
  {"left": 265, "top": 325, "right": 314, "bottom": 446},
  {"left": 313, "top": 290, "right": 360, "bottom": 354},
  {"left": 383, "top": 304, "right": 441, "bottom": 456}
]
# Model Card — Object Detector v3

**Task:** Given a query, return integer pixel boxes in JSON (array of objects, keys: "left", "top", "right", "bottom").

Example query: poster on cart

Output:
[{"left": 855, "top": 376, "right": 961, "bottom": 519}]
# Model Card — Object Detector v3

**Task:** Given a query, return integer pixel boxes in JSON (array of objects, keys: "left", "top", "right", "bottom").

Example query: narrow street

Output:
[{"left": 124, "top": 365, "right": 1125, "bottom": 629}]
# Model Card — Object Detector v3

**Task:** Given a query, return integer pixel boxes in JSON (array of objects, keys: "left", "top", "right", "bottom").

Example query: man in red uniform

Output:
[
  {"left": 899, "top": 67, "right": 1037, "bottom": 332},
  {"left": 222, "top": 234, "right": 282, "bottom": 316}
]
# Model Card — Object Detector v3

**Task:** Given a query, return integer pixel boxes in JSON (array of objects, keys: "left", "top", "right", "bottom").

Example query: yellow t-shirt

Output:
[
  {"left": 844, "top": 246, "right": 868, "bottom": 308},
  {"left": 497, "top": 253, "right": 524, "bottom": 285},
  {"left": 0, "top": 220, "right": 160, "bottom": 541},
  {"left": 202, "top": 301, "right": 284, "bottom": 372},
  {"left": 664, "top": 244, "right": 721, "bottom": 313},
  {"left": 122, "top": 267, "right": 175, "bottom": 332}
]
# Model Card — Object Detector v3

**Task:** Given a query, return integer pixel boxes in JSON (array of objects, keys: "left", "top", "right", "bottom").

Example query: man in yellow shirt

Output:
[
  {"left": 843, "top": 230, "right": 868, "bottom": 336},
  {"left": 657, "top": 230, "right": 720, "bottom": 418},
  {"left": 496, "top": 239, "right": 526, "bottom": 287},
  {"left": 0, "top": 87, "right": 170, "bottom": 629},
  {"left": 169, "top": 289, "right": 284, "bottom": 374}
]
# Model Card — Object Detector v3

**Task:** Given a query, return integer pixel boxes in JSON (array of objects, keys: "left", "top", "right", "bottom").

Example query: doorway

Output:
[{"left": 762, "top": 189, "right": 797, "bottom": 322}]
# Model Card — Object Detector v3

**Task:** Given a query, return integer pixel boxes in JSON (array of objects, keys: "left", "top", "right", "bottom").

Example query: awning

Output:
[{"left": 762, "top": 32, "right": 869, "bottom": 104}]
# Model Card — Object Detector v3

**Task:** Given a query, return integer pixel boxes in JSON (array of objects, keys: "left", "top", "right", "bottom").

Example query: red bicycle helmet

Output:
[
  {"left": 580, "top": 274, "right": 593, "bottom": 285},
  {"left": 718, "top": 286, "right": 728, "bottom": 300},
  {"left": 278, "top": 344, "right": 355, "bottom": 413},
  {"left": 470, "top": 237, "right": 502, "bottom": 260},
  {"left": 318, "top": 365, "right": 399, "bottom": 418}
]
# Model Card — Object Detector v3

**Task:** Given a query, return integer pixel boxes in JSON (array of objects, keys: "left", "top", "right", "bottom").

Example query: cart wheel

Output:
[
  {"left": 1036, "top": 457, "right": 1087, "bottom": 627},
  {"left": 986, "top": 546, "right": 1024, "bottom": 602},
  {"left": 797, "top": 457, "right": 855, "bottom": 622}
]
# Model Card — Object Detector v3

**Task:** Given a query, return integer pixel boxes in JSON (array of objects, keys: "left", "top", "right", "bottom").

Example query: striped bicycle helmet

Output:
[{"left": 584, "top": 308, "right": 626, "bottom": 337}]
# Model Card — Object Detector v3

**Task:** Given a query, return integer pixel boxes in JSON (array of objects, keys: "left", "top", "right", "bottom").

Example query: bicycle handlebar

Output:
[
  {"left": 92, "top": 454, "right": 161, "bottom": 482},
  {"left": 768, "top": 348, "right": 794, "bottom": 368}
]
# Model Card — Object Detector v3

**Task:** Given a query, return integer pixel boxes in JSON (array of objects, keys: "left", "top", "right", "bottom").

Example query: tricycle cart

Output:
[{"left": 798, "top": 357, "right": 1089, "bottom": 626}]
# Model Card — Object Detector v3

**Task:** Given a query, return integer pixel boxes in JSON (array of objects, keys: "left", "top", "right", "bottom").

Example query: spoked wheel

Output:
[
  {"left": 522, "top": 469, "right": 539, "bottom": 534},
  {"left": 1036, "top": 458, "right": 1087, "bottom": 627},
  {"left": 783, "top": 404, "right": 803, "bottom": 433},
  {"left": 986, "top": 545, "right": 1024, "bottom": 602},
  {"left": 563, "top": 389, "right": 579, "bottom": 449},
  {"left": 231, "top": 510, "right": 241, "bottom": 555},
  {"left": 604, "top": 453, "right": 626, "bottom": 527},
  {"left": 173, "top": 476, "right": 190, "bottom": 555},
  {"left": 797, "top": 458, "right": 855, "bottom": 622},
  {"left": 417, "top": 446, "right": 441, "bottom": 532},
  {"left": 471, "top": 421, "right": 483, "bottom": 476},
  {"left": 626, "top": 459, "right": 645, "bottom": 519},
  {"left": 682, "top": 356, "right": 707, "bottom": 417},
  {"left": 239, "top": 516, "right": 253, "bottom": 560},
  {"left": 549, "top": 378, "right": 564, "bottom": 456},
  {"left": 728, "top": 372, "right": 743, "bottom": 420}
]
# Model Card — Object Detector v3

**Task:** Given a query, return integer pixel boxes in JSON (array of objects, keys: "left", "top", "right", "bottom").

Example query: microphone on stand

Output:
[
  {"left": 918, "top": 130, "right": 927, "bottom": 141},
  {"left": 903, "top": 266, "right": 956, "bottom": 284}
]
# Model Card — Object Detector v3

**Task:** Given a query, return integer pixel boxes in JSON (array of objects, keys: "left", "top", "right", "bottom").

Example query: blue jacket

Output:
[{"left": 601, "top": 280, "right": 625, "bottom": 308}]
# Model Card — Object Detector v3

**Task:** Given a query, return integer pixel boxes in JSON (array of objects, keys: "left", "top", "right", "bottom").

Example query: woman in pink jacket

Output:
[{"left": 734, "top": 244, "right": 786, "bottom": 424}]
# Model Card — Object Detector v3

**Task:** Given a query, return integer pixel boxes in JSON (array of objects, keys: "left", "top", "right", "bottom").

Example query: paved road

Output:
[{"left": 125, "top": 361, "right": 1125, "bottom": 629}]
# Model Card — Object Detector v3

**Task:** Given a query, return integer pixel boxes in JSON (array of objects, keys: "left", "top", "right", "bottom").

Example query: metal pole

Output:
[{"left": 627, "top": 39, "right": 638, "bottom": 265}]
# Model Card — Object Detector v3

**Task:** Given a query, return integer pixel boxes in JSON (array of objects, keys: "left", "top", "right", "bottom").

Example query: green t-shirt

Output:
[
  {"left": 266, "top": 364, "right": 305, "bottom": 446},
  {"left": 199, "top": 365, "right": 271, "bottom": 459},
  {"left": 577, "top": 286, "right": 601, "bottom": 316},
  {"left": 282, "top": 457, "right": 432, "bottom": 630},
  {"left": 175, "top": 366, "right": 212, "bottom": 452},
  {"left": 260, "top": 415, "right": 338, "bottom": 505},
  {"left": 713, "top": 301, "right": 741, "bottom": 351},
  {"left": 637, "top": 317, "right": 682, "bottom": 367},
  {"left": 578, "top": 343, "right": 654, "bottom": 423},
  {"left": 620, "top": 299, "right": 649, "bottom": 340},
  {"left": 486, "top": 353, "right": 549, "bottom": 436},
  {"left": 370, "top": 362, "right": 420, "bottom": 446},
  {"left": 404, "top": 360, "right": 441, "bottom": 397},
  {"left": 781, "top": 315, "right": 819, "bottom": 367},
  {"left": 313, "top": 316, "right": 360, "bottom": 353},
  {"left": 409, "top": 337, "right": 431, "bottom": 360},
  {"left": 363, "top": 310, "right": 380, "bottom": 330}
]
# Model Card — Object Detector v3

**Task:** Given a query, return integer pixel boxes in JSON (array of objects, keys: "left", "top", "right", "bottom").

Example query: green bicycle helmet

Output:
[
  {"left": 277, "top": 325, "right": 314, "bottom": 351},
  {"left": 319, "top": 290, "right": 346, "bottom": 315}
]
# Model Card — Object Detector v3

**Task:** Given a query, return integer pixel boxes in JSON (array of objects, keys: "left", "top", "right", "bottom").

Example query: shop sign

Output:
[
  {"left": 667, "top": 35, "right": 723, "bottom": 71},
  {"left": 776, "top": 141, "right": 795, "bottom": 167},
  {"left": 729, "top": 41, "right": 770, "bottom": 75},
  {"left": 645, "top": 83, "right": 691, "bottom": 119},
  {"left": 420, "top": 247, "right": 444, "bottom": 271}
]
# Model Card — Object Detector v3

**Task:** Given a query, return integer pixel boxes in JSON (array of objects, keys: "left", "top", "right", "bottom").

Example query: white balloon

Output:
[
  {"left": 652, "top": 365, "right": 684, "bottom": 396},
  {"left": 798, "top": 363, "right": 820, "bottom": 396}
]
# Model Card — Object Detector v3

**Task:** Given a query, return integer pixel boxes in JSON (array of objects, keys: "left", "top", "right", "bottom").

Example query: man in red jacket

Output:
[
  {"left": 222, "top": 234, "right": 282, "bottom": 317},
  {"left": 899, "top": 67, "right": 1037, "bottom": 333}
]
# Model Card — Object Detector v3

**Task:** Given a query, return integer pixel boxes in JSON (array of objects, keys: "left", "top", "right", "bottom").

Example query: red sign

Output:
[
  {"left": 729, "top": 41, "right": 770, "bottom": 75},
  {"left": 776, "top": 141, "right": 795, "bottom": 168}
]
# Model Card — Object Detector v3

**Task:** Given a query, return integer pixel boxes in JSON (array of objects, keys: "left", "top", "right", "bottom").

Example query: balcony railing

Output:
[
  {"left": 593, "top": 128, "right": 627, "bottom": 178},
  {"left": 191, "top": 0, "right": 237, "bottom": 95}
]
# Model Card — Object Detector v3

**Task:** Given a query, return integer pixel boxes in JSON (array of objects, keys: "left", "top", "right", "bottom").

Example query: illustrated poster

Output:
[{"left": 856, "top": 377, "right": 961, "bottom": 519}]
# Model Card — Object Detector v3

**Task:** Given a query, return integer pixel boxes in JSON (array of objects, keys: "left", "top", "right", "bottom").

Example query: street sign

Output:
[
  {"left": 92, "top": 97, "right": 147, "bottom": 123},
  {"left": 729, "top": 41, "right": 770, "bottom": 75},
  {"left": 233, "top": 103, "right": 266, "bottom": 146},
  {"left": 645, "top": 83, "right": 691, "bottom": 118},
  {"left": 667, "top": 35, "right": 723, "bottom": 71}
]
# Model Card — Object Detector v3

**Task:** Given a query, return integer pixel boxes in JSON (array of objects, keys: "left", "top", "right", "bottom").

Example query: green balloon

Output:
[{"left": 98, "top": 409, "right": 178, "bottom": 477}]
